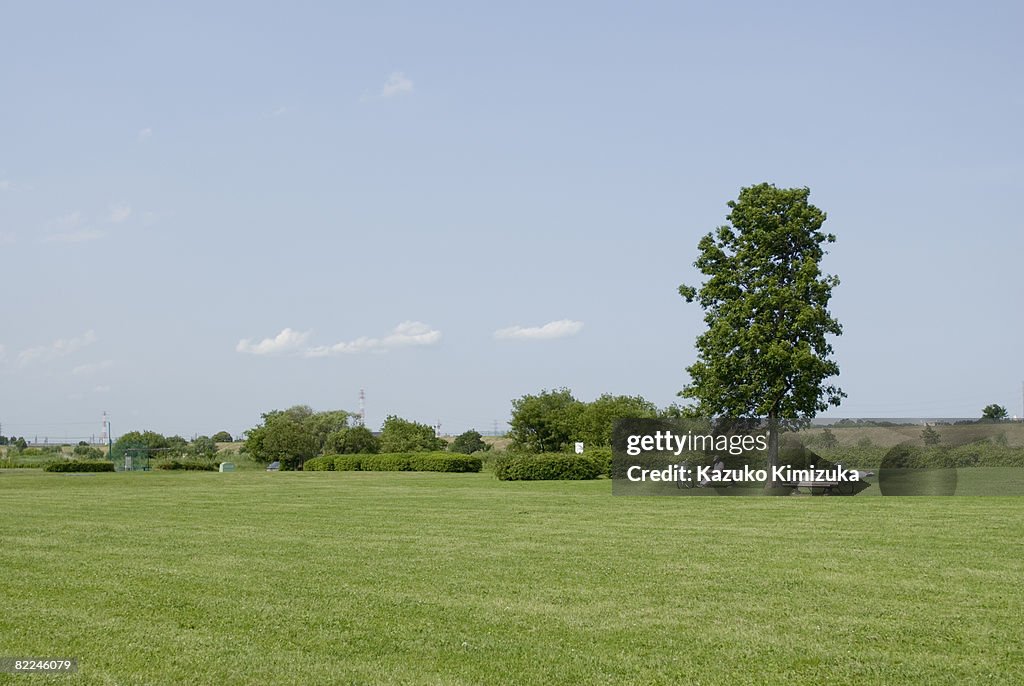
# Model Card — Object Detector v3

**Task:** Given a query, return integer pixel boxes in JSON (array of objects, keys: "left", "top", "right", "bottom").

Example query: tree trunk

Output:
[{"left": 767, "top": 411, "right": 779, "bottom": 490}]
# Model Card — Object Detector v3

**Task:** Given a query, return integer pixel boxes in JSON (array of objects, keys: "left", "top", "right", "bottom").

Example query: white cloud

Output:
[
  {"left": 0, "top": 231, "right": 15, "bottom": 245},
  {"left": 236, "top": 328, "right": 312, "bottom": 355},
  {"left": 94, "top": 385, "right": 111, "bottom": 393},
  {"left": 0, "top": 180, "right": 9, "bottom": 191},
  {"left": 138, "top": 127, "right": 153, "bottom": 141},
  {"left": 494, "top": 319, "right": 584, "bottom": 341},
  {"left": 17, "top": 330, "right": 98, "bottom": 367},
  {"left": 109, "top": 202, "right": 132, "bottom": 223},
  {"left": 304, "top": 321, "right": 441, "bottom": 357},
  {"left": 44, "top": 229, "right": 106, "bottom": 243},
  {"left": 73, "top": 359, "right": 114, "bottom": 376},
  {"left": 380, "top": 72, "right": 414, "bottom": 98},
  {"left": 239, "top": 322, "right": 441, "bottom": 357}
]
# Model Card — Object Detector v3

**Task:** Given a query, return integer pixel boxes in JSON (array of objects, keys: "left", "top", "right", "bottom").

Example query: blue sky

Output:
[{"left": 1, "top": 1, "right": 1022, "bottom": 441}]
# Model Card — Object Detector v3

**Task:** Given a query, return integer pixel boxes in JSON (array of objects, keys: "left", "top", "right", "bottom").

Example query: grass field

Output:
[{"left": 1, "top": 471, "right": 1022, "bottom": 685}]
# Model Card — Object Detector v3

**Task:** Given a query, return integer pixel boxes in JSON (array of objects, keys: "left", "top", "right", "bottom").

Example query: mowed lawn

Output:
[{"left": 1, "top": 471, "right": 1022, "bottom": 685}]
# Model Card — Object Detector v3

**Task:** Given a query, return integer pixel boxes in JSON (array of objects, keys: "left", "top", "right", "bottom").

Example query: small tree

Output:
[
  {"left": 261, "top": 417, "right": 318, "bottom": 470},
  {"left": 188, "top": 436, "right": 218, "bottom": 458},
  {"left": 73, "top": 444, "right": 105, "bottom": 459},
  {"left": 981, "top": 404, "right": 1008, "bottom": 422},
  {"left": 921, "top": 424, "right": 941, "bottom": 446},
  {"left": 212, "top": 431, "right": 233, "bottom": 442},
  {"left": 508, "top": 388, "right": 585, "bottom": 453},
  {"left": 820, "top": 428, "right": 838, "bottom": 448},
  {"left": 111, "top": 430, "right": 172, "bottom": 463},
  {"left": 576, "top": 394, "right": 659, "bottom": 447},
  {"left": 243, "top": 405, "right": 354, "bottom": 467},
  {"left": 304, "top": 410, "right": 353, "bottom": 453},
  {"left": 379, "top": 416, "right": 445, "bottom": 453},
  {"left": 678, "top": 184, "right": 845, "bottom": 486},
  {"left": 165, "top": 436, "right": 189, "bottom": 457},
  {"left": 325, "top": 426, "right": 381, "bottom": 454},
  {"left": 449, "top": 430, "right": 489, "bottom": 454}
]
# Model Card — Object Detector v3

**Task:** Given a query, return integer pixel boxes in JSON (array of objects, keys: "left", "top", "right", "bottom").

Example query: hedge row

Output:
[
  {"left": 332, "top": 455, "right": 362, "bottom": 471},
  {"left": 44, "top": 460, "right": 115, "bottom": 473},
  {"left": 587, "top": 447, "right": 613, "bottom": 476},
  {"left": 302, "top": 456, "right": 335, "bottom": 471},
  {"left": 491, "top": 453, "right": 605, "bottom": 481},
  {"left": 303, "top": 452, "right": 482, "bottom": 473},
  {"left": 155, "top": 459, "right": 218, "bottom": 471},
  {"left": 815, "top": 444, "right": 1024, "bottom": 469}
]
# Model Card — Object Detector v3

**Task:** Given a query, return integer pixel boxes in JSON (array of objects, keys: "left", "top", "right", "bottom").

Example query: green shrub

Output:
[
  {"left": 332, "top": 455, "right": 362, "bottom": 471},
  {"left": 492, "top": 453, "right": 604, "bottom": 481},
  {"left": 935, "top": 444, "right": 1024, "bottom": 468},
  {"left": 343, "top": 452, "right": 483, "bottom": 473},
  {"left": 44, "top": 460, "right": 115, "bottom": 473},
  {"left": 584, "top": 446, "right": 613, "bottom": 476},
  {"left": 155, "top": 459, "right": 218, "bottom": 471},
  {"left": 303, "top": 456, "right": 335, "bottom": 471},
  {"left": 359, "top": 453, "right": 413, "bottom": 471},
  {"left": 814, "top": 443, "right": 1024, "bottom": 469},
  {"left": 408, "top": 453, "right": 482, "bottom": 473}
]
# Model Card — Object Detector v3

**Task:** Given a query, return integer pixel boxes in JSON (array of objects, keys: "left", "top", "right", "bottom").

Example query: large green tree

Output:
[
  {"left": 261, "top": 417, "right": 319, "bottom": 470},
  {"left": 508, "top": 389, "right": 585, "bottom": 453},
  {"left": 325, "top": 425, "right": 381, "bottom": 454},
  {"left": 678, "top": 183, "right": 845, "bottom": 485},
  {"left": 379, "top": 416, "right": 445, "bottom": 453},
  {"left": 304, "top": 410, "right": 353, "bottom": 452},
  {"left": 576, "top": 394, "right": 659, "bottom": 447},
  {"left": 243, "top": 405, "right": 353, "bottom": 469}
]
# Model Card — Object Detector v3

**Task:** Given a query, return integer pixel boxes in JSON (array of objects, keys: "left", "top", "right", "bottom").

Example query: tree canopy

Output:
[
  {"left": 508, "top": 388, "right": 585, "bottom": 453},
  {"left": 244, "top": 405, "right": 354, "bottom": 469},
  {"left": 325, "top": 425, "right": 381, "bottom": 455},
  {"left": 188, "top": 435, "right": 218, "bottom": 458},
  {"left": 981, "top": 404, "right": 1008, "bottom": 421},
  {"left": 449, "top": 429, "right": 489, "bottom": 455},
  {"left": 111, "top": 430, "right": 177, "bottom": 462},
  {"left": 379, "top": 416, "right": 445, "bottom": 453},
  {"left": 507, "top": 389, "right": 662, "bottom": 452},
  {"left": 678, "top": 183, "right": 844, "bottom": 481},
  {"left": 576, "top": 394, "right": 659, "bottom": 447}
]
